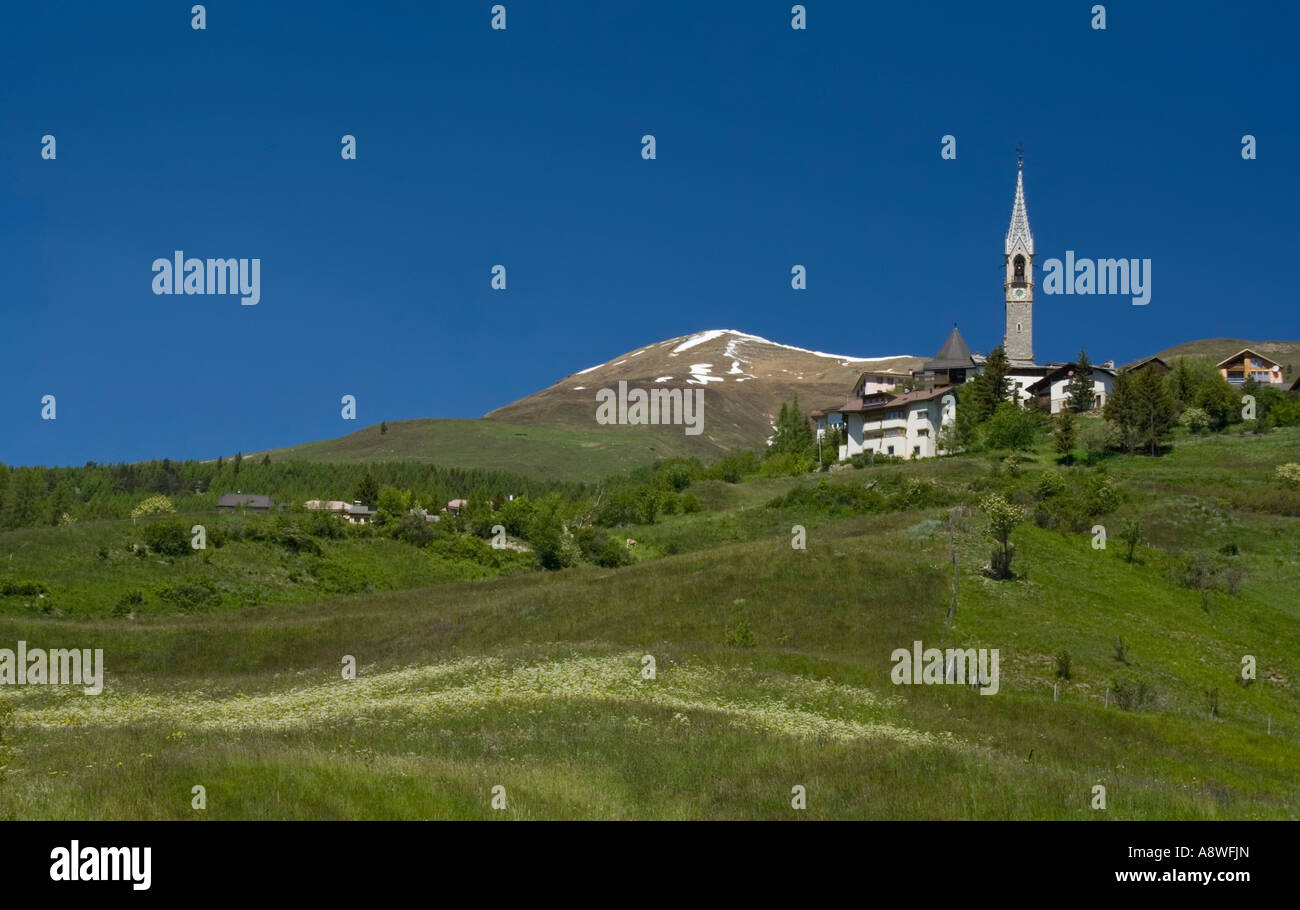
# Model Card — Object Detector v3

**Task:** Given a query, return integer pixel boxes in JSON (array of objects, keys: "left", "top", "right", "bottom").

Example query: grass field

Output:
[
  {"left": 255, "top": 417, "right": 716, "bottom": 481},
  {"left": 1, "top": 428, "right": 1297, "bottom": 819}
]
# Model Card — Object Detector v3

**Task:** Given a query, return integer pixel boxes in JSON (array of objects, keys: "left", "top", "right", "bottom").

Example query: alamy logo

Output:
[
  {"left": 891, "top": 640, "right": 1000, "bottom": 695},
  {"left": 1041, "top": 251, "right": 1151, "bottom": 306},
  {"left": 50, "top": 841, "right": 151, "bottom": 890},
  {"left": 151, "top": 251, "right": 261, "bottom": 305},
  {"left": 595, "top": 380, "right": 705, "bottom": 436},
  {"left": 0, "top": 641, "right": 104, "bottom": 695}
]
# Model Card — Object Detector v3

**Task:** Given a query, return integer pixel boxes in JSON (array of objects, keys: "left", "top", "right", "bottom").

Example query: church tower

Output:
[{"left": 1003, "top": 156, "right": 1035, "bottom": 364}]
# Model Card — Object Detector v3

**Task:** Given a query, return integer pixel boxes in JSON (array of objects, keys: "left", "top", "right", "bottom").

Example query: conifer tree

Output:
[
  {"left": 1054, "top": 409, "right": 1075, "bottom": 463},
  {"left": 970, "top": 345, "right": 1012, "bottom": 423},
  {"left": 1068, "top": 348, "right": 1095, "bottom": 412}
]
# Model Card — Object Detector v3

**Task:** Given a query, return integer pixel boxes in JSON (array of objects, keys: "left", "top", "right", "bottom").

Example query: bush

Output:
[
  {"left": 112, "top": 590, "right": 144, "bottom": 617},
  {"left": 726, "top": 602, "right": 757, "bottom": 648},
  {"left": 759, "top": 452, "right": 814, "bottom": 477},
  {"left": 391, "top": 511, "right": 436, "bottom": 548},
  {"left": 141, "top": 520, "right": 191, "bottom": 556},
  {"left": 595, "top": 534, "right": 632, "bottom": 568},
  {"left": 276, "top": 523, "right": 322, "bottom": 555},
  {"left": 154, "top": 581, "right": 221, "bottom": 612},
  {"left": 983, "top": 402, "right": 1044, "bottom": 451},
  {"left": 1055, "top": 650, "right": 1071, "bottom": 680},
  {"left": 1180, "top": 407, "right": 1210, "bottom": 434},
  {"left": 130, "top": 494, "right": 175, "bottom": 519},
  {"left": 1036, "top": 470, "right": 1066, "bottom": 499},
  {"left": 1275, "top": 463, "right": 1300, "bottom": 490},
  {"left": 707, "top": 450, "right": 761, "bottom": 483},
  {"left": 1076, "top": 419, "right": 1119, "bottom": 463}
]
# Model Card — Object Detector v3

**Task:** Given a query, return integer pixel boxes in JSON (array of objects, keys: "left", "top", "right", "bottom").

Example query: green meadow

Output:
[{"left": 0, "top": 427, "right": 1297, "bottom": 819}]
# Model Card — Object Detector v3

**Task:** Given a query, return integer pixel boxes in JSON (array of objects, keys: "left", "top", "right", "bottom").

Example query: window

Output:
[
  {"left": 913, "top": 446, "right": 921, "bottom": 456},
  {"left": 885, "top": 411, "right": 902, "bottom": 420},
  {"left": 887, "top": 446, "right": 895, "bottom": 455},
  {"left": 1014, "top": 255, "right": 1025, "bottom": 278},
  {"left": 917, "top": 428, "right": 929, "bottom": 437}
]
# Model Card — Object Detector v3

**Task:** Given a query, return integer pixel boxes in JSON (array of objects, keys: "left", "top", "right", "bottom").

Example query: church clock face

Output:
[{"left": 1012, "top": 287, "right": 1026, "bottom": 299}]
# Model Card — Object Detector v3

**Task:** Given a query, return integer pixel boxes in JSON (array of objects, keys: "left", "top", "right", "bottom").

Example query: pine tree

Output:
[
  {"left": 1133, "top": 366, "right": 1178, "bottom": 455},
  {"left": 353, "top": 471, "right": 380, "bottom": 506},
  {"left": 970, "top": 345, "right": 1012, "bottom": 423},
  {"left": 768, "top": 396, "right": 813, "bottom": 456},
  {"left": 1104, "top": 371, "right": 1140, "bottom": 453},
  {"left": 1068, "top": 348, "right": 1095, "bottom": 412},
  {"left": 1054, "top": 409, "right": 1075, "bottom": 464}
]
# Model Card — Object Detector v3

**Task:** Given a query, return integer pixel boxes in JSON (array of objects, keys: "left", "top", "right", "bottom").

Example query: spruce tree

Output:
[
  {"left": 1104, "top": 371, "right": 1139, "bottom": 453},
  {"left": 970, "top": 345, "right": 1012, "bottom": 423},
  {"left": 1054, "top": 409, "right": 1075, "bottom": 463},
  {"left": 1134, "top": 367, "right": 1178, "bottom": 455},
  {"left": 1068, "top": 348, "right": 1095, "bottom": 412}
]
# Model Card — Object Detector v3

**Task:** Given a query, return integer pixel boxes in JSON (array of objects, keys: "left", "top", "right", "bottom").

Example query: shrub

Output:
[
  {"left": 726, "top": 602, "right": 757, "bottom": 648},
  {"left": 391, "top": 511, "right": 435, "bottom": 548},
  {"left": 141, "top": 520, "right": 191, "bottom": 556},
  {"left": 130, "top": 494, "right": 175, "bottom": 519},
  {"left": 1180, "top": 407, "right": 1210, "bottom": 434},
  {"left": 981, "top": 493, "right": 1024, "bottom": 580},
  {"left": 1076, "top": 419, "right": 1119, "bottom": 463},
  {"left": 708, "top": 450, "right": 761, "bottom": 483},
  {"left": 1036, "top": 470, "right": 1066, "bottom": 499},
  {"left": 759, "top": 452, "right": 814, "bottom": 477},
  {"left": 154, "top": 581, "right": 221, "bottom": 612},
  {"left": 595, "top": 535, "right": 632, "bottom": 568},
  {"left": 1055, "top": 650, "right": 1071, "bottom": 679},
  {"left": 1110, "top": 674, "right": 1155, "bottom": 711},
  {"left": 1119, "top": 518, "right": 1143, "bottom": 562},
  {"left": 1275, "top": 463, "right": 1300, "bottom": 490},
  {"left": 112, "top": 590, "right": 144, "bottom": 617},
  {"left": 983, "top": 402, "right": 1044, "bottom": 451}
]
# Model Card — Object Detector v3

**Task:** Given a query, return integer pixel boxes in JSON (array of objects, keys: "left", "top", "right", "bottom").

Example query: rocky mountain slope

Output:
[{"left": 484, "top": 329, "right": 923, "bottom": 453}]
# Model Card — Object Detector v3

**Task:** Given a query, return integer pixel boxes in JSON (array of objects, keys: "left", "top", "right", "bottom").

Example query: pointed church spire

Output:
[{"left": 1005, "top": 157, "right": 1034, "bottom": 256}]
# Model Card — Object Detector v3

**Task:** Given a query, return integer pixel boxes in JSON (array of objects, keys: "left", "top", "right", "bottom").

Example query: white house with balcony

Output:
[{"left": 827, "top": 386, "right": 956, "bottom": 460}]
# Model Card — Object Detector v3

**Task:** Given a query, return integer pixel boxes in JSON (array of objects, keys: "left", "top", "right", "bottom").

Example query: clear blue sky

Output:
[{"left": 3, "top": 1, "right": 1296, "bottom": 467}]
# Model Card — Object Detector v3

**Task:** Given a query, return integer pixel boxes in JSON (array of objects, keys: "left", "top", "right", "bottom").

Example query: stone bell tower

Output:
[{"left": 1003, "top": 154, "right": 1035, "bottom": 364}]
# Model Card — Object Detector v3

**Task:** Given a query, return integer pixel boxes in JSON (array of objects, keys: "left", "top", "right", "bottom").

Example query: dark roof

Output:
[
  {"left": 859, "top": 386, "right": 950, "bottom": 414},
  {"left": 923, "top": 327, "right": 977, "bottom": 371},
  {"left": 346, "top": 504, "right": 375, "bottom": 515},
  {"left": 217, "top": 494, "right": 274, "bottom": 508},
  {"left": 829, "top": 392, "right": 895, "bottom": 414},
  {"left": 1119, "top": 355, "right": 1168, "bottom": 373}
]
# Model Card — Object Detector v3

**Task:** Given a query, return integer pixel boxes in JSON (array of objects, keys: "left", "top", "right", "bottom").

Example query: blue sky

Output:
[{"left": 3, "top": 1, "right": 1296, "bottom": 466}]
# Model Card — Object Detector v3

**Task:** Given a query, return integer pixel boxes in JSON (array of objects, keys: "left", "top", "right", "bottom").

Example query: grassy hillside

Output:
[
  {"left": 255, "top": 417, "right": 712, "bottom": 481},
  {"left": 1, "top": 429, "right": 1297, "bottom": 819},
  {"left": 1155, "top": 338, "right": 1300, "bottom": 370}
]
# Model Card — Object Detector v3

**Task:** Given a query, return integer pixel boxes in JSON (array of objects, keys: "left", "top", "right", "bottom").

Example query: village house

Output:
[
  {"left": 1024, "top": 362, "right": 1117, "bottom": 414},
  {"left": 833, "top": 386, "right": 955, "bottom": 460},
  {"left": 304, "top": 498, "right": 376, "bottom": 524},
  {"left": 345, "top": 502, "right": 376, "bottom": 524},
  {"left": 1217, "top": 348, "right": 1287, "bottom": 387},
  {"left": 304, "top": 499, "right": 350, "bottom": 514},
  {"left": 217, "top": 493, "right": 275, "bottom": 513}
]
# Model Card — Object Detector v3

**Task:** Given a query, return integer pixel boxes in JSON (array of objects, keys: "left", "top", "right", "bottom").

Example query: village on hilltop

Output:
[{"left": 810, "top": 161, "right": 1294, "bottom": 461}]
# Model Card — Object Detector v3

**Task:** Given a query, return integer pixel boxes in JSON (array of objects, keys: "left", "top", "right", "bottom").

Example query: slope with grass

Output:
[
  {"left": 1, "top": 430, "right": 1297, "bottom": 819},
  {"left": 253, "top": 418, "right": 710, "bottom": 482}
]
